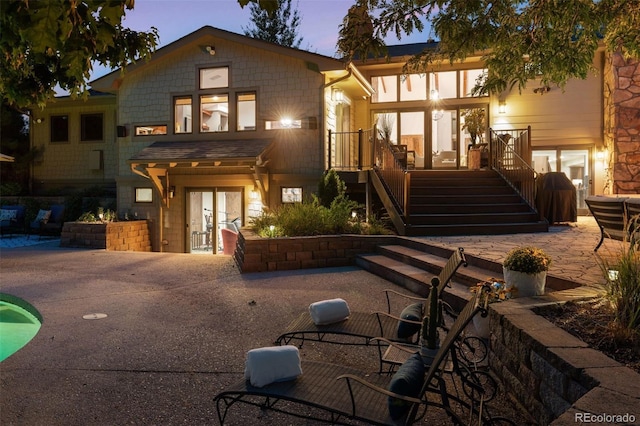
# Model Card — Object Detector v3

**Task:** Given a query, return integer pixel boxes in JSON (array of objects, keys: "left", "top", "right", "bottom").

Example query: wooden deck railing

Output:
[{"left": 489, "top": 126, "right": 537, "bottom": 210}]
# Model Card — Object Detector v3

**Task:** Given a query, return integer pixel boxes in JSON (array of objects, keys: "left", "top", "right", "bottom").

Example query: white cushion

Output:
[
  {"left": 0, "top": 209, "right": 17, "bottom": 221},
  {"left": 309, "top": 298, "right": 350, "bottom": 325},
  {"left": 35, "top": 209, "right": 51, "bottom": 222},
  {"left": 244, "top": 345, "right": 302, "bottom": 388}
]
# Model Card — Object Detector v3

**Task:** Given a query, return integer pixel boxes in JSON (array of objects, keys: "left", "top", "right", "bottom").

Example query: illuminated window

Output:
[
  {"left": 135, "top": 188, "right": 153, "bottom": 203},
  {"left": 237, "top": 92, "right": 256, "bottom": 131},
  {"left": 400, "top": 74, "right": 427, "bottom": 101},
  {"left": 265, "top": 119, "right": 302, "bottom": 130},
  {"left": 135, "top": 125, "right": 167, "bottom": 136},
  {"left": 200, "top": 67, "right": 229, "bottom": 89},
  {"left": 81, "top": 113, "right": 103, "bottom": 142},
  {"left": 200, "top": 94, "right": 229, "bottom": 132},
  {"left": 371, "top": 75, "right": 398, "bottom": 103},
  {"left": 460, "top": 69, "right": 488, "bottom": 97},
  {"left": 429, "top": 71, "right": 457, "bottom": 99},
  {"left": 281, "top": 187, "right": 302, "bottom": 203},
  {"left": 174, "top": 96, "right": 192, "bottom": 133},
  {"left": 50, "top": 115, "right": 68, "bottom": 143}
]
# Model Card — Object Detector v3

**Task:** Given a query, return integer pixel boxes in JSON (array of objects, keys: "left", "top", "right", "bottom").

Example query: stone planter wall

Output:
[
  {"left": 234, "top": 229, "right": 397, "bottom": 272},
  {"left": 488, "top": 301, "right": 640, "bottom": 425},
  {"left": 61, "top": 220, "right": 152, "bottom": 251}
]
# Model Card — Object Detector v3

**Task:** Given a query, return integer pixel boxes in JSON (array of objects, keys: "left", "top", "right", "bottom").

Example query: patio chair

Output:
[
  {"left": 214, "top": 286, "right": 509, "bottom": 425},
  {"left": 274, "top": 247, "right": 467, "bottom": 347},
  {"left": 28, "top": 204, "right": 65, "bottom": 240}
]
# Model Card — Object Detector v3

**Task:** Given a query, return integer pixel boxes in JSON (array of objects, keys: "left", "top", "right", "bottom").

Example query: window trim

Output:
[
  {"left": 80, "top": 113, "right": 104, "bottom": 142},
  {"left": 135, "top": 188, "right": 154, "bottom": 203},
  {"left": 50, "top": 114, "right": 69, "bottom": 143}
]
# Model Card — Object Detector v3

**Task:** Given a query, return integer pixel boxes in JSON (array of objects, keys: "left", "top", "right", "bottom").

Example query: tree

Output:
[
  {"left": 242, "top": 0, "right": 303, "bottom": 48},
  {"left": 0, "top": 102, "right": 32, "bottom": 195},
  {"left": 1, "top": 0, "right": 158, "bottom": 111},
  {"left": 333, "top": 0, "right": 640, "bottom": 95}
]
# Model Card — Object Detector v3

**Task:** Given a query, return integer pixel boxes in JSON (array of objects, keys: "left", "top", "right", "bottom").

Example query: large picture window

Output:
[
  {"left": 200, "top": 67, "right": 229, "bottom": 89},
  {"left": 371, "top": 75, "right": 398, "bottom": 103},
  {"left": 50, "top": 115, "right": 68, "bottom": 143},
  {"left": 200, "top": 94, "right": 229, "bottom": 132},
  {"left": 81, "top": 113, "right": 104, "bottom": 142},
  {"left": 400, "top": 74, "right": 427, "bottom": 101},
  {"left": 174, "top": 96, "right": 192, "bottom": 134}
]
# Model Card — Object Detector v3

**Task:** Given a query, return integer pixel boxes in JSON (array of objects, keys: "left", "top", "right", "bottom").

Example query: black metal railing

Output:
[
  {"left": 327, "top": 128, "right": 375, "bottom": 171},
  {"left": 489, "top": 126, "right": 537, "bottom": 210}
]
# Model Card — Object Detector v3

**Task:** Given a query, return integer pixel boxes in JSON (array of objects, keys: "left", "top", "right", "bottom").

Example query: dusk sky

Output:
[{"left": 89, "top": 0, "right": 428, "bottom": 79}]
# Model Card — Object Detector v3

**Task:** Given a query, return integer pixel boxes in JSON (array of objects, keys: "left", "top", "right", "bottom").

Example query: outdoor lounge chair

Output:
[
  {"left": 214, "top": 286, "right": 506, "bottom": 425},
  {"left": 274, "top": 248, "right": 467, "bottom": 347}
]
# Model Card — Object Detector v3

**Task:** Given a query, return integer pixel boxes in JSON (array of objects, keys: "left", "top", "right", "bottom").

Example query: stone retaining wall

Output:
[
  {"left": 234, "top": 229, "right": 396, "bottom": 272},
  {"left": 489, "top": 300, "right": 640, "bottom": 425},
  {"left": 61, "top": 220, "right": 151, "bottom": 251}
]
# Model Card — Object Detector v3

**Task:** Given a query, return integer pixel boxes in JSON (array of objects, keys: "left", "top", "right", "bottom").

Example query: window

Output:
[
  {"left": 200, "top": 67, "right": 229, "bottom": 89},
  {"left": 430, "top": 71, "right": 457, "bottom": 99},
  {"left": 135, "top": 188, "right": 153, "bottom": 203},
  {"left": 135, "top": 125, "right": 167, "bottom": 136},
  {"left": 281, "top": 187, "right": 302, "bottom": 203},
  {"left": 265, "top": 119, "right": 302, "bottom": 130},
  {"left": 174, "top": 96, "right": 192, "bottom": 133},
  {"left": 237, "top": 92, "right": 256, "bottom": 131},
  {"left": 460, "top": 69, "right": 488, "bottom": 97},
  {"left": 81, "top": 113, "right": 103, "bottom": 141},
  {"left": 374, "top": 112, "right": 397, "bottom": 143},
  {"left": 200, "top": 94, "right": 229, "bottom": 132},
  {"left": 50, "top": 115, "right": 68, "bottom": 142},
  {"left": 371, "top": 75, "right": 398, "bottom": 103},
  {"left": 400, "top": 74, "right": 427, "bottom": 101}
]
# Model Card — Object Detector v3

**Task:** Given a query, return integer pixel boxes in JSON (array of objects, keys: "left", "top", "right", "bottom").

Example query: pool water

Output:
[{"left": 0, "top": 295, "right": 42, "bottom": 362}]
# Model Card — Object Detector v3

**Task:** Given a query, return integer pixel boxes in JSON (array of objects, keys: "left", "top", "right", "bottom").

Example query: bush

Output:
[
  {"left": 317, "top": 169, "right": 346, "bottom": 208},
  {"left": 598, "top": 233, "right": 640, "bottom": 339}
]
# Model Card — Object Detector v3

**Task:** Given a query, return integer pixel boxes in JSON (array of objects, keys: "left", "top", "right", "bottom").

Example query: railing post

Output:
[
  {"left": 327, "top": 129, "right": 332, "bottom": 170},
  {"left": 358, "top": 128, "right": 363, "bottom": 170},
  {"left": 404, "top": 171, "right": 411, "bottom": 221}
]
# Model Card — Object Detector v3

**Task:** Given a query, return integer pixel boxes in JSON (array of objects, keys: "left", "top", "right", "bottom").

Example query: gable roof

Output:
[{"left": 91, "top": 26, "right": 347, "bottom": 91}]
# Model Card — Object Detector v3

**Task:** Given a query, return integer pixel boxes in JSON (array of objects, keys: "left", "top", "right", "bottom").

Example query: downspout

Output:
[{"left": 320, "top": 66, "right": 352, "bottom": 171}]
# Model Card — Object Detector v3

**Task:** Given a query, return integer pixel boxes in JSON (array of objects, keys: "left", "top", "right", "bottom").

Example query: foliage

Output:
[
  {"left": 1, "top": 0, "right": 158, "bottom": 110},
  {"left": 461, "top": 108, "right": 486, "bottom": 144},
  {"left": 242, "top": 0, "right": 304, "bottom": 48},
  {"left": 333, "top": 0, "right": 640, "bottom": 95},
  {"left": 316, "top": 169, "right": 347, "bottom": 208},
  {"left": 596, "top": 224, "right": 640, "bottom": 339},
  {"left": 1, "top": 102, "right": 32, "bottom": 194},
  {"left": 77, "top": 208, "right": 116, "bottom": 223},
  {"left": 503, "top": 246, "right": 552, "bottom": 274},
  {"left": 471, "top": 278, "right": 516, "bottom": 303}
]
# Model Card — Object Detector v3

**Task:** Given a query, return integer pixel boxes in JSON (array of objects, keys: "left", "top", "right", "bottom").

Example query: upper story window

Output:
[
  {"left": 430, "top": 71, "right": 457, "bottom": 100},
  {"left": 174, "top": 96, "right": 192, "bottom": 134},
  {"left": 400, "top": 74, "right": 427, "bottom": 101},
  {"left": 460, "top": 69, "right": 487, "bottom": 97},
  {"left": 371, "top": 75, "right": 398, "bottom": 103},
  {"left": 200, "top": 94, "right": 229, "bottom": 132},
  {"left": 81, "top": 113, "right": 103, "bottom": 142},
  {"left": 50, "top": 115, "right": 68, "bottom": 143},
  {"left": 237, "top": 92, "right": 256, "bottom": 131},
  {"left": 200, "top": 67, "right": 229, "bottom": 89},
  {"left": 135, "top": 125, "right": 167, "bottom": 136}
]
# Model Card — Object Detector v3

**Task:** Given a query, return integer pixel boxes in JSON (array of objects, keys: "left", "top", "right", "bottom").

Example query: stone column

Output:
[{"left": 605, "top": 52, "right": 640, "bottom": 194}]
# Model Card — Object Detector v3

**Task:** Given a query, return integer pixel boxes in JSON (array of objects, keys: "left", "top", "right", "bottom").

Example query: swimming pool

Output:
[{"left": 0, "top": 294, "right": 42, "bottom": 362}]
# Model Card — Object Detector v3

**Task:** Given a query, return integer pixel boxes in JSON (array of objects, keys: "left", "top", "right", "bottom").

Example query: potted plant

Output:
[
  {"left": 469, "top": 278, "right": 516, "bottom": 338},
  {"left": 420, "top": 278, "right": 441, "bottom": 366},
  {"left": 502, "top": 246, "right": 552, "bottom": 297},
  {"left": 461, "top": 108, "right": 486, "bottom": 146}
]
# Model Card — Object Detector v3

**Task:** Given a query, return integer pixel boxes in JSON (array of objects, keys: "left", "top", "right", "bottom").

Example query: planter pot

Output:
[
  {"left": 468, "top": 148, "right": 482, "bottom": 170},
  {"left": 472, "top": 314, "right": 491, "bottom": 339},
  {"left": 502, "top": 266, "right": 547, "bottom": 297}
]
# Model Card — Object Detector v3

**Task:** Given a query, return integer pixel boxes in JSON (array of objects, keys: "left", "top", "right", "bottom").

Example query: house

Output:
[{"left": 29, "top": 26, "right": 640, "bottom": 253}]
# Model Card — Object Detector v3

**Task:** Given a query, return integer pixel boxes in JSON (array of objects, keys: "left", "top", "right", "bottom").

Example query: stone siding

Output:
[
  {"left": 604, "top": 52, "right": 640, "bottom": 194},
  {"left": 61, "top": 221, "right": 151, "bottom": 251}
]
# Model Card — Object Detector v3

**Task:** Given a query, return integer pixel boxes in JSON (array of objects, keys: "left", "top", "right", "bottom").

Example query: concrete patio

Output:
[{"left": 1, "top": 217, "right": 638, "bottom": 425}]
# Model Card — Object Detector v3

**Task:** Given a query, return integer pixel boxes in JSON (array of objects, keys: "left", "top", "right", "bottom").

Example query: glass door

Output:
[
  {"left": 432, "top": 109, "right": 459, "bottom": 168},
  {"left": 560, "top": 149, "right": 589, "bottom": 214},
  {"left": 187, "top": 188, "right": 243, "bottom": 254}
]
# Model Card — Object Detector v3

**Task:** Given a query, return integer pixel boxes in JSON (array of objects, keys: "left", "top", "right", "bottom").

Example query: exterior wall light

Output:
[
  {"left": 333, "top": 88, "right": 344, "bottom": 103},
  {"left": 206, "top": 45, "right": 215, "bottom": 56},
  {"left": 498, "top": 100, "right": 507, "bottom": 114},
  {"left": 35, "top": 117, "right": 45, "bottom": 124}
]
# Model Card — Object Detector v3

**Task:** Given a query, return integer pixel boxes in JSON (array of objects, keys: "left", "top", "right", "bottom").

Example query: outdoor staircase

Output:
[
  {"left": 402, "top": 170, "right": 548, "bottom": 236},
  {"left": 355, "top": 240, "right": 579, "bottom": 301}
]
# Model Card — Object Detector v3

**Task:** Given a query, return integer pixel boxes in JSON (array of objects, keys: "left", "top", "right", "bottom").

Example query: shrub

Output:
[
  {"left": 503, "top": 246, "right": 552, "bottom": 274},
  {"left": 316, "top": 169, "right": 346, "bottom": 208}
]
